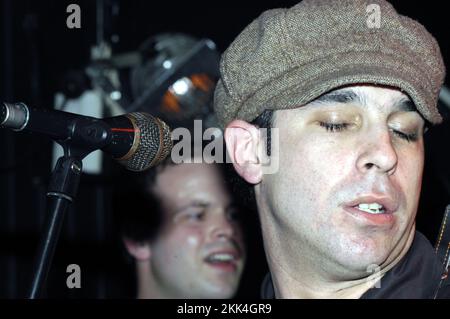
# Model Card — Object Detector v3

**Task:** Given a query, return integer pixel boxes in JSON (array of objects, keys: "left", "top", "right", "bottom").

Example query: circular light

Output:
[
  {"left": 110, "top": 91, "right": 122, "bottom": 100},
  {"left": 171, "top": 78, "right": 190, "bottom": 95},
  {"left": 162, "top": 60, "right": 172, "bottom": 69}
]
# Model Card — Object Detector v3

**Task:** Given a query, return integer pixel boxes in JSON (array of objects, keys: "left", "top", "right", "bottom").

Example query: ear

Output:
[
  {"left": 225, "top": 119, "right": 263, "bottom": 184},
  {"left": 123, "top": 237, "right": 151, "bottom": 261}
]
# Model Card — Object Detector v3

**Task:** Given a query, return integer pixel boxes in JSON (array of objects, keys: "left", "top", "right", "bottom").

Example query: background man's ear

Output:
[
  {"left": 225, "top": 119, "right": 263, "bottom": 184},
  {"left": 123, "top": 237, "right": 151, "bottom": 261}
]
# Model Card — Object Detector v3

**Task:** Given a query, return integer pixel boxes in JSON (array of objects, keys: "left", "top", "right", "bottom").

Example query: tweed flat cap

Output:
[{"left": 214, "top": 0, "right": 445, "bottom": 128}]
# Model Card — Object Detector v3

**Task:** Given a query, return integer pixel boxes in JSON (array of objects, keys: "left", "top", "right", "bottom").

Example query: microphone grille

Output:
[{"left": 120, "top": 112, "right": 172, "bottom": 172}]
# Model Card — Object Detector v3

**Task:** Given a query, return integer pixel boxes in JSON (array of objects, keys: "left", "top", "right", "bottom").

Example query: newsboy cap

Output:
[{"left": 214, "top": 0, "right": 445, "bottom": 127}]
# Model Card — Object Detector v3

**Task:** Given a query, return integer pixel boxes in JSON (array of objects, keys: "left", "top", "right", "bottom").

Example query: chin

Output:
[
  {"left": 343, "top": 252, "right": 390, "bottom": 273},
  {"left": 333, "top": 235, "right": 395, "bottom": 273},
  {"left": 203, "top": 282, "right": 237, "bottom": 299},
  {"left": 208, "top": 292, "right": 234, "bottom": 299}
]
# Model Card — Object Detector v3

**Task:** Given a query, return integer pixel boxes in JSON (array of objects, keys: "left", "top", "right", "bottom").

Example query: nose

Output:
[
  {"left": 356, "top": 127, "right": 398, "bottom": 175},
  {"left": 209, "top": 211, "right": 237, "bottom": 241}
]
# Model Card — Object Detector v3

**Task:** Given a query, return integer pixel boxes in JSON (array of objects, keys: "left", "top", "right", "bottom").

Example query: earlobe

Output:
[
  {"left": 225, "top": 120, "right": 263, "bottom": 184},
  {"left": 123, "top": 238, "right": 151, "bottom": 261}
]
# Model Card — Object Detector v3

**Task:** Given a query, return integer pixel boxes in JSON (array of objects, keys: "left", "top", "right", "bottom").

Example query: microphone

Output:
[{"left": 0, "top": 102, "right": 172, "bottom": 172}]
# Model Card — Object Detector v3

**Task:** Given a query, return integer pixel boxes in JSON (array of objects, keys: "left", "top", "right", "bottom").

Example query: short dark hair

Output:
[
  {"left": 113, "top": 165, "right": 167, "bottom": 243},
  {"left": 252, "top": 109, "right": 274, "bottom": 156}
]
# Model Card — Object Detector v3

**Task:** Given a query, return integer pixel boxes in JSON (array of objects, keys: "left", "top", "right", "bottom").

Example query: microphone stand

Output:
[
  {"left": 28, "top": 153, "right": 83, "bottom": 298},
  {"left": 28, "top": 126, "right": 109, "bottom": 299}
]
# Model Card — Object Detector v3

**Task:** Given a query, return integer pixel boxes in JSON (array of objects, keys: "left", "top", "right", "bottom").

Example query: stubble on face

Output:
[{"left": 256, "top": 86, "right": 424, "bottom": 289}]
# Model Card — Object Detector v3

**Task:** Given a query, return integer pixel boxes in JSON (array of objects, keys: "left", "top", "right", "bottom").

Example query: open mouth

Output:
[
  {"left": 204, "top": 251, "right": 239, "bottom": 272},
  {"left": 353, "top": 202, "right": 386, "bottom": 214},
  {"left": 343, "top": 196, "right": 398, "bottom": 225}
]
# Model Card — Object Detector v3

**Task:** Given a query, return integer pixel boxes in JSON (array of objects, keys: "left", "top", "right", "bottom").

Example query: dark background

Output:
[{"left": 0, "top": 0, "right": 449, "bottom": 299}]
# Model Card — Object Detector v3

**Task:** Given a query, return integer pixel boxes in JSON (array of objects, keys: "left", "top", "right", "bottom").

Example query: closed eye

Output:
[
  {"left": 319, "top": 121, "right": 420, "bottom": 143},
  {"left": 392, "top": 129, "right": 418, "bottom": 142},
  {"left": 319, "top": 122, "right": 350, "bottom": 132}
]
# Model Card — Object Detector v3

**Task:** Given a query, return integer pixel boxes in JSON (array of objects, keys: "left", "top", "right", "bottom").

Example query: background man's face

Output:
[
  {"left": 149, "top": 162, "right": 245, "bottom": 298},
  {"left": 262, "top": 85, "right": 425, "bottom": 280}
]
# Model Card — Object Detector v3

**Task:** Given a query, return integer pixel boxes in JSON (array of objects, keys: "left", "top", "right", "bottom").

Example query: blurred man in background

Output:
[{"left": 116, "top": 155, "right": 246, "bottom": 299}]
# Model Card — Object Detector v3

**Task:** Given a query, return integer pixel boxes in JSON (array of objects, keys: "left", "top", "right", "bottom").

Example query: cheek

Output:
[
  {"left": 269, "top": 131, "right": 353, "bottom": 228},
  {"left": 277, "top": 131, "right": 352, "bottom": 194},
  {"left": 167, "top": 226, "right": 204, "bottom": 248},
  {"left": 186, "top": 233, "right": 201, "bottom": 247},
  {"left": 233, "top": 225, "right": 246, "bottom": 251},
  {"left": 395, "top": 145, "right": 424, "bottom": 207},
  {"left": 154, "top": 226, "right": 205, "bottom": 263}
]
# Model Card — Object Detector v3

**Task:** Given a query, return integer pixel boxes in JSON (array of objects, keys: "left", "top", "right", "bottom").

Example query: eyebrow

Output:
[
  {"left": 312, "top": 89, "right": 417, "bottom": 113},
  {"left": 393, "top": 97, "right": 416, "bottom": 112},
  {"left": 314, "top": 90, "right": 361, "bottom": 104}
]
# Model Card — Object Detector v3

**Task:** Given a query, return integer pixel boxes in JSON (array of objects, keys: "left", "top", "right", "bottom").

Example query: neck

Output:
[
  {"left": 271, "top": 265, "right": 382, "bottom": 299},
  {"left": 135, "top": 260, "right": 165, "bottom": 299},
  {"left": 268, "top": 228, "right": 415, "bottom": 299}
]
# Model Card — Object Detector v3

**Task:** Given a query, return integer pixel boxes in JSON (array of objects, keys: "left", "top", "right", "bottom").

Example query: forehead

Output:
[{"left": 153, "top": 162, "right": 230, "bottom": 210}]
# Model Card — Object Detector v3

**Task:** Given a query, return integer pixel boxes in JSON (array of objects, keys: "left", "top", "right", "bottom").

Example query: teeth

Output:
[
  {"left": 356, "top": 202, "right": 385, "bottom": 214},
  {"left": 206, "top": 253, "right": 234, "bottom": 262}
]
